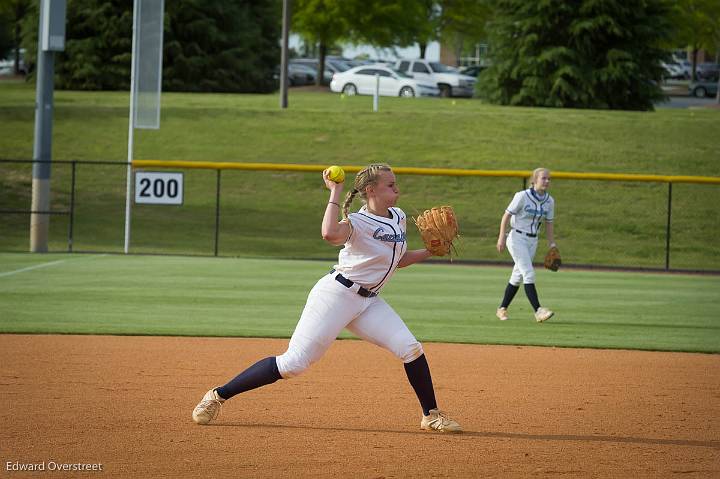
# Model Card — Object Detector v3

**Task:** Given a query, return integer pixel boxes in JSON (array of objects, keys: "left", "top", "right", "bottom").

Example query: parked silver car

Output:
[
  {"left": 688, "top": 75, "right": 719, "bottom": 98},
  {"left": 394, "top": 59, "right": 476, "bottom": 97}
]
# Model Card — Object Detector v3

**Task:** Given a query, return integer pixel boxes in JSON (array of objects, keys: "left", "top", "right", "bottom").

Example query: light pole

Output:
[
  {"left": 279, "top": 0, "right": 292, "bottom": 109},
  {"left": 30, "top": 0, "right": 66, "bottom": 252}
]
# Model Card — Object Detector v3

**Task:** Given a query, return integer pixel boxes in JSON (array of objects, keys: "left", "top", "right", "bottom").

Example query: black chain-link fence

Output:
[{"left": 1, "top": 159, "right": 718, "bottom": 272}]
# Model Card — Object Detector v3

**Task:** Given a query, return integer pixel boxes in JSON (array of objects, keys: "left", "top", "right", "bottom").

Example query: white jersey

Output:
[
  {"left": 333, "top": 205, "right": 407, "bottom": 293},
  {"left": 506, "top": 188, "right": 554, "bottom": 236}
]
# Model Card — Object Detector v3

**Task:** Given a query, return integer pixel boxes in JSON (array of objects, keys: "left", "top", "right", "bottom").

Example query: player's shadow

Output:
[{"left": 212, "top": 423, "right": 719, "bottom": 448}]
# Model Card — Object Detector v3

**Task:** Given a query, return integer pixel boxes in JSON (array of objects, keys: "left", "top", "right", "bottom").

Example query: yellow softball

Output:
[{"left": 327, "top": 165, "right": 345, "bottom": 183}]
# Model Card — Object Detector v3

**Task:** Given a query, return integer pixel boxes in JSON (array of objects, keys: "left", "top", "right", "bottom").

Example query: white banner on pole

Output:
[
  {"left": 132, "top": 0, "right": 164, "bottom": 129},
  {"left": 125, "top": 0, "right": 165, "bottom": 254}
]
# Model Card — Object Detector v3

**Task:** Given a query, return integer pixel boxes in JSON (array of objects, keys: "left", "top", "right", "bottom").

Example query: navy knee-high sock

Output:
[
  {"left": 524, "top": 283, "right": 541, "bottom": 311},
  {"left": 403, "top": 354, "right": 437, "bottom": 416},
  {"left": 500, "top": 283, "right": 520, "bottom": 308},
  {"left": 216, "top": 356, "right": 282, "bottom": 400}
]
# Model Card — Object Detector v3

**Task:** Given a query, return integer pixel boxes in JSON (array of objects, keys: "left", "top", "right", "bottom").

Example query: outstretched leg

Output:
[
  {"left": 192, "top": 357, "right": 282, "bottom": 425},
  {"left": 216, "top": 357, "right": 282, "bottom": 399},
  {"left": 192, "top": 273, "right": 364, "bottom": 425},
  {"left": 347, "top": 298, "right": 461, "bottom": 432}
]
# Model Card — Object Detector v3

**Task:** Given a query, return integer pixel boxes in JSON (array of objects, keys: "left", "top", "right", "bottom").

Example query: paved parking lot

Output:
[{"left": 657, "top": 94, "right": 719, "bottom": 109}]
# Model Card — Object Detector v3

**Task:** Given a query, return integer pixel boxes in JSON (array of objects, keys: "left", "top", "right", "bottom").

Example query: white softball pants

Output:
[
  {"left": 275, "top": 273, "right": 424, "bottom": 379},
  {"left": 506, "top": 230, "right": 539, "bottom": 285}
]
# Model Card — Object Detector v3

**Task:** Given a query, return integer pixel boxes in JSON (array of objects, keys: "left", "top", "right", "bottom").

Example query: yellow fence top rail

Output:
[{"left": 131, "top": 160, "right": 720, "bottom": 185}]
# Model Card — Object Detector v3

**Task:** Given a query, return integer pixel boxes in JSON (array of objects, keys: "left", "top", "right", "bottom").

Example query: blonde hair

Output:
[
  {"left": 341, "top": 163, "right": 392, "bottom": 219},
  {"left": 530, "top": 168, "right": 550, "bottom": 188}
]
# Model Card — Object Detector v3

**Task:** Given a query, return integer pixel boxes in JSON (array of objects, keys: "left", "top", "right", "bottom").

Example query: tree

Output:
[
  {"left": 0, "top": 11, "right": 13, "bottom": 60},
  {"left": 439, "top": 0, "right": 493, "bottom": 64},
  {"left": 391, "top": 0, "right": 492, "bottom": 60},
  {"left": 403, "top": 0, "right": 440, "bottom": 59},
  {"left": 20, "top": 0, "right": 281, "bottom": 92},
  {"left": 55, "top": 0, "right": 133, "bottom": 90},
  {"left": 342, "top": 0, "right": 422, "bottom": 54},
  {"left": 292, "top": 0, "right": 427, "bottom": 83},
  {"left": 164, "top": 0, "right": 281, "bottom": 92},
  {"left": 673, "top": 0, "right": 720, "bottom": 81},
  {"left": 478, "top": 0, "right": 673, "bottom": 110},
  {"left": 292, "top": 0, "right": 348, "bottom": 85},
  {"left": 0, "top": 0, "right": 30, "bottom": 74}
]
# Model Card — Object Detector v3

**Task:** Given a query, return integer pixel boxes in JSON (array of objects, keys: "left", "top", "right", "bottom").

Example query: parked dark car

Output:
[
  {"left": 290, "top": 58, "right": 352, "bottom": 85},
  {"left": 274, "top": 63, "right": 318, "bottom": 87},
  {"left": 696, "top": 64, "right": 720, "bottom": 81},
  {"left": 287, "top": 63, "right": 317, "bottom": 86},
  {"left": 459, "top": 65, "right": 487, "bottom": 78}
]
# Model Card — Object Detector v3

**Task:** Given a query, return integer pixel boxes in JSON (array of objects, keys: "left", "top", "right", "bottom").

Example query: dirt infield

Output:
[{"left": 1, "top": 335, "right": 718, "bottom": 478}]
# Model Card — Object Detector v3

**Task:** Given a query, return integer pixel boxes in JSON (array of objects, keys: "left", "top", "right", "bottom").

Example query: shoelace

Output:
[
  {"left": 428, "top": 410, "right": 453, "bottom": 429},
  {"left": 196, "top": 398, "right": 222, "bottom": 420}
]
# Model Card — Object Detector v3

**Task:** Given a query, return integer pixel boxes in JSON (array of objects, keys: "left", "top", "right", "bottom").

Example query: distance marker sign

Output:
[{"left": 134, "top": 171, "right": 184, "bottom": 205}]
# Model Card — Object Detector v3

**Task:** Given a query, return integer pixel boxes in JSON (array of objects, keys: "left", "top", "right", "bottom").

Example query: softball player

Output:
[
  {"left": 495, "top": 167, "right": 556, "bottom": 322},
  {"left": 192, "top": 164, "right": 461, "bottom": 433}
]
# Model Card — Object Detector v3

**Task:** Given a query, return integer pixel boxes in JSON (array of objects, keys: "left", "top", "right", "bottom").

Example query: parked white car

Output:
[
  {"left": 0, "top": 48, "right": 27, "bottom": 76},
  {"left": 675, "top": 59, "right": 692, "bottom": 79},
  {"left": 394, "top": 59, "right": 477, "bottom": 97},
  {"left": 661, "top": 61, "right": 686, "bottom": 80},
  {"left": 330, "top": 64, "right": 439, "bottom": 97}
]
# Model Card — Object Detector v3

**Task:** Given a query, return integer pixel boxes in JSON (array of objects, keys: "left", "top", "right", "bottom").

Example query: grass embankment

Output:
[{"left": 1, "top": 80, "right": 719, "bottom": 269}]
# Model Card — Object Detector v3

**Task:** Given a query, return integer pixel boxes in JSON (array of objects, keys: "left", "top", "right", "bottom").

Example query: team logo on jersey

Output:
[
  {"left": 524, "top": 205, "right": 549, "bottom": 216},
  {"left": 373, "top": 227, "right": 406, "bottom": 243}
]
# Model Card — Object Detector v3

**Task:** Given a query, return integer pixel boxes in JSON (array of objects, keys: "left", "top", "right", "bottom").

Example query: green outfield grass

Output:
[
  {"left": 1, "top": 80, "right": 719, "bottom": 269},
  {"left": 1, "top": 253, "right": 718, "bottom": 353}
]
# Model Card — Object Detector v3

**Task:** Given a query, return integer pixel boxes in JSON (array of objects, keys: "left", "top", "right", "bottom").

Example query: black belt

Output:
[
  {"left": 515, "top": 229, "right": 537, "bottom": 238},
  {"left": 331, "top": 271, "right": 378, "bottom": 297}
]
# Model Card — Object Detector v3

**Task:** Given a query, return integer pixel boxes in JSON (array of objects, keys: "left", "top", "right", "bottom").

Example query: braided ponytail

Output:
[
  {"left": 341, "top": 189, "right": 356, "bottom": 219},
  {"left": 341, "top": 164, "right": 392, "bottom": 219}
]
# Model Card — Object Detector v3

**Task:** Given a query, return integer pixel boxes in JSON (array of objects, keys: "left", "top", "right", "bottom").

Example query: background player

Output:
[
  {"left": 495, "top": 167, "right": 556, "bottom": 322},
  {"left": 192, "top": 163, "right": 462, "bottom": 433}
]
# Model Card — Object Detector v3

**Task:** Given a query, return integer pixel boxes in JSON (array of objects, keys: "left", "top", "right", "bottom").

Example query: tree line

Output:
[{"left": 0, "top": 0, "right": 718, "bottom": 109}]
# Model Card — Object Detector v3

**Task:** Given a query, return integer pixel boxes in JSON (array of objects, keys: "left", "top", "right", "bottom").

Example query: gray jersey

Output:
[{"left": 506, "top": 188, "right": 554, "bottom": 236}]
